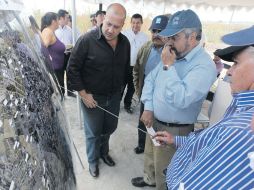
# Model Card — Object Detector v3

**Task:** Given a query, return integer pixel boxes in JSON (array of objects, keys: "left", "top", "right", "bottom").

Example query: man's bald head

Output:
[
  {"left": 102, "top": 3, "right": 126, "bottom": 42},
  {"left": 106, "top": 3, "right": 126, "bottom": 21}
]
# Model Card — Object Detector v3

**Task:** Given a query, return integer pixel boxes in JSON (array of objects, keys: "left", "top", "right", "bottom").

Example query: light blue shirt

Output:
[
  {"left": 141, "top": 44, "right": 217, "bottom": 124},
  {"left": 144, "top": 46, "right": 163, "bottom": 76},
  {"left": 168, "top": 91, "right": 254, "bottom": 189}
]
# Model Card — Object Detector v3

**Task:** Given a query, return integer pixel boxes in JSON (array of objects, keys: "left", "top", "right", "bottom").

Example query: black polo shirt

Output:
[{"left": 67, "top": 27, "right": 131, "bottom": 95}]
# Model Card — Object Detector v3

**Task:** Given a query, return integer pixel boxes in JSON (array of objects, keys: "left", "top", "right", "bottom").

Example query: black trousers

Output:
[
  {"left": 64, "top": 53, "right": 73, "bottom": 95},
  {"left": 206, "top": 91, "right": 215, "bottom": 101},
  {"left": 54, "top": 68, "right": 65, "bottom": 97},
  {"left": 122, "top": 66, "right": 135, "bottom": 107},
  {"left": 137, "top": 102, "right": 147, "bottom": 148}
]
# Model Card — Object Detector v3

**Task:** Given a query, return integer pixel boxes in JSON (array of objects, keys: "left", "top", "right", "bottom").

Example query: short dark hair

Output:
[
  {"left": 95, "top": 10, "right": 106, "bottom": 17},
  {"left": 131, "top": 13, "right": 143, "bottom": 23},
  {"left": 69, "top": 15, "right": 72, "bottom": 22},
  {"left": 58, "top": 9, "right": 69, "bottom": 18}
]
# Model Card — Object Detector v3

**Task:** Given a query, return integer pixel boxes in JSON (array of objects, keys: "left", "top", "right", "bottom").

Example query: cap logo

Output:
[
  {"left": 172, "top": 17, "right": 179, "bottom": 25},
  {"left": 156, "top": 17, "right": 161, "bottom": 24}
]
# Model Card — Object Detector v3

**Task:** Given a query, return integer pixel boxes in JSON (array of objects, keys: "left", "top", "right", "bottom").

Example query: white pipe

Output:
[
  {"left": 71, "top": 0, "right": 82, "bottom": 129},
  {"left": 228, "top": 5, "right": 236, "bottom": 33},
  {"left": 71, "top": 0, "right": 77, "bottom": 44}
]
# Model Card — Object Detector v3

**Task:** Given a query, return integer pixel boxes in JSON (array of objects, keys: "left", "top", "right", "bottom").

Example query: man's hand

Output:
[
  {"left": 153, "top": 131, "right": 174, "bottom": 145},
  {"left": 161, "top": 44, "right": 176, "bottom": 68},
  {"left": 79, "top": 90, "right": 97, "bottom": 108},
  {"left": 140, "top": 110, "right": 154, "bottom": 128}
]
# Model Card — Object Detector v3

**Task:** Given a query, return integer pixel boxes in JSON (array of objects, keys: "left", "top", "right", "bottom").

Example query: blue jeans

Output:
[{"left": 81, "top": 92, "right": 121, "bottom": 165}]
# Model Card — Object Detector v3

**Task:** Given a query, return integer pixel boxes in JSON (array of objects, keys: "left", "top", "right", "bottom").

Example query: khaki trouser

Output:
[{"left": 143, "top": 120, "right": 193, "bottom": 190}]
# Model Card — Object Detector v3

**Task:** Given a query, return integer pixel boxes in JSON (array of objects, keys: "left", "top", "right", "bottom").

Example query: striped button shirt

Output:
[{"left": 167, "top": 91, "right": 254, "bottom": 190}]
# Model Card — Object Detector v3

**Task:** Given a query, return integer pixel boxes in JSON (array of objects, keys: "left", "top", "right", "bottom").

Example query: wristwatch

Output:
[{"left": 163, "top": 65, "right": 169, "bottom": 70}]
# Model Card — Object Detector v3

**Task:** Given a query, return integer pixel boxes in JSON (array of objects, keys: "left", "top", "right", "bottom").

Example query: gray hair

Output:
[
  {"left": 231, "top": 46, "right": 254, "bottom": 62},
  {"left": 183, "top": 28, "right": 202, "bottom": 41},
  {"left": 243, "top": 46, "right": 254, "bottom": 59}
]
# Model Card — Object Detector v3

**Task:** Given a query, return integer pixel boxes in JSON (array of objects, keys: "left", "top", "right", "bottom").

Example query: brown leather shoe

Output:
[{"left": 131, "top": 177, "right": 156, "bottom": 187}]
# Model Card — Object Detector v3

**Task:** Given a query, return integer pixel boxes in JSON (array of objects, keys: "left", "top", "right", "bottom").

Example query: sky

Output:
[{"left": 22, "top": 0, "right": 254, "bottom": 23}]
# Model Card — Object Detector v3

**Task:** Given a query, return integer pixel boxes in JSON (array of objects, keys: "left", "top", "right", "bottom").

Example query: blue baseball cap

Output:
[
  {"left": 149, "top": 15, "right": 169, "bottom": 31},
  {"left": 222, "top": 26, "right": 254, "bottom": 46},
  {"left": 215, "top": 26, "right": 254, "bottom": 62},
  {"left": 159, "top": 9, "right": 202, "bottom": 37}
]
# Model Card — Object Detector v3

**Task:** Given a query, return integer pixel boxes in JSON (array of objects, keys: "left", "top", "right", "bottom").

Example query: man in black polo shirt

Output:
[{"left": 67, "top": 3, "right": 130, "bottom": 178}]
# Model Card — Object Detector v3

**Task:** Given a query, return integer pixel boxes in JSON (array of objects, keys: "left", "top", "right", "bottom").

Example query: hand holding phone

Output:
[{"left": 162, "top": 44, "right": 176, "bottom": 70}]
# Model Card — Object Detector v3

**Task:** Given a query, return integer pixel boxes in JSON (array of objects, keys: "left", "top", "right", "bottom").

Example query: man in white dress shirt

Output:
[
  {"left": 122, "top": 13, "right": 149, "bottom": 113},
  {"left": 55, "top": 9, "right": 74, "bottom": 97},
  {"left": 67, "top": 15, "right": 81, "bottom": 39}
]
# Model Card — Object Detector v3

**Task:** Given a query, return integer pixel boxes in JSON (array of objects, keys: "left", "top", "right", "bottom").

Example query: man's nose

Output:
[
  {"left": 108, "top": 26, "right": 114, "bottom": 33},
  {"left": 227, "top": 66, "right": 234, "bottom": 76}
]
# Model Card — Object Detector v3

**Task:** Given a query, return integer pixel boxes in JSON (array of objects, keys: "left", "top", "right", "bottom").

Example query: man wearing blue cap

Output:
[
  {"left": 131, "top": 9, "right": 217, "bottom": 190},
  {"left": 133, "top": 15, "right": 169, "bottom": 154},
  {"left": 154, "top": 26, "right": 254, "bottom": 189}
]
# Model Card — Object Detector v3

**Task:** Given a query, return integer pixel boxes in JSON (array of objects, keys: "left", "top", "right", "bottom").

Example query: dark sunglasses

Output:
[{"left": 151, "top": 29, "right": 162, "bottom": 34}]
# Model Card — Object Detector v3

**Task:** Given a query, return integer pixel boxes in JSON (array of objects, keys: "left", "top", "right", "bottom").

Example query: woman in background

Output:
[
  {"left": 41, "top": 12, "right": 65, "bottom": 97},
  {"left": 29, "top": 15, "right": 42, "bottom": 49}
]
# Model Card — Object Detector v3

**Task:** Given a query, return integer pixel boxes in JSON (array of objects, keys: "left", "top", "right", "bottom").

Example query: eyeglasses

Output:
[{"left": 151, "top": 29, "right": 162, "bottom": 34}]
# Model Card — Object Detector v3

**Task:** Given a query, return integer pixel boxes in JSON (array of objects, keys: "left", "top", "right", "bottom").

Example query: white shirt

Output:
[
  {"left": 55, "top": 25, "right": 73, "bottom": 45},
  {"left": 122, "top": 29, "right": 149, "bottom": 66}
]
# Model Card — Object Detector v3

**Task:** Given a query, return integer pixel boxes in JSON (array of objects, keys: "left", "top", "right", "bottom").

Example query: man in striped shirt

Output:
[{"left": 154, "top": 26, "right": 254, "bottom": 190}]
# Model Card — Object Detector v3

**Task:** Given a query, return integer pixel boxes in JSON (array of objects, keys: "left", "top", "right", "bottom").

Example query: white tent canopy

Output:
[
  {"left": 72, "top": 0, "right": 254, "bottom": 22},
  {"left": 81, "top": 0, "right": 254, "bottom": 8},
  {"left": 153, "top": 0, "right": 254, "bottom": 8}
]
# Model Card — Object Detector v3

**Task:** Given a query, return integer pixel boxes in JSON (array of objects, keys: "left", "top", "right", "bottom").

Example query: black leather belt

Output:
[{"left": 156, "top": 119, "right": 191, "bottom": 127}]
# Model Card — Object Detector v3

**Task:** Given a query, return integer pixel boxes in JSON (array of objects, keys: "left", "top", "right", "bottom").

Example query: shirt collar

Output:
[
  {"left": 233, "top": 90, "right": 254, "bottom": 107},
  {"left": 59, "top": 25, "right": 67, "bottom": 30},
  {"left": 182, "top": 43, "right": 202, "bottom": 62},
  {"left": 131, "top": 29, "right": 140, "bottom": 35}
]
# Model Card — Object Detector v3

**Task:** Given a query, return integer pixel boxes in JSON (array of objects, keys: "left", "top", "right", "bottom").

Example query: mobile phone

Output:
[
  {"left": 169, "top": 46, "right": 177, "bottom": 54},
  {"left": 163, "top": 46, "right": 177, "bottom": 70}
]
